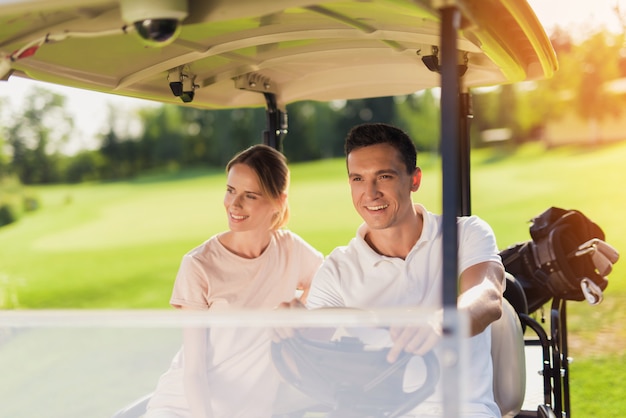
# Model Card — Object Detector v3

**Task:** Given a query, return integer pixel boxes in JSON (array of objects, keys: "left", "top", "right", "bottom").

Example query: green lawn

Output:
[{"left": 1, "top": 141, "right": 625, "bottom": 415}]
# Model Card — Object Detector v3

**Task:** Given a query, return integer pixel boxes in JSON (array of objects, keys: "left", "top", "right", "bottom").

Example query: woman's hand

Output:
[{"left": 272, "top": 298, "right": 306, "bottom": 341}]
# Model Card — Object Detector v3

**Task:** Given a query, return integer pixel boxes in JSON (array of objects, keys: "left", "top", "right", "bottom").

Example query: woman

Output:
[{"left": 145, "top": 144, "right": 324, "bottom": 418}]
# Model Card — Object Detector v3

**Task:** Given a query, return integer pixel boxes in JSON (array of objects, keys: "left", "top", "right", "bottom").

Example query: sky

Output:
[
  {"left": 528, "top": 0, "right": 626, "bottom": 33},
  {"left": 0, "top": 78, "right": 155, "bottom": 154},
  {"left": 0, "top": 1, "right": 625, "bottom": 154}
]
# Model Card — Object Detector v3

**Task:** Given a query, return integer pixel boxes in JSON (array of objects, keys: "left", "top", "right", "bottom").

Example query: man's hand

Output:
[{"left": 386, "top": 310, "right": 443, "bottom": 363}]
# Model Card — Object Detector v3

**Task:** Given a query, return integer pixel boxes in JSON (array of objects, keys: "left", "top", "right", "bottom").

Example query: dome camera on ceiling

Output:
[{"left": 120, "top": 0, "right": 188, "bottom": 47}]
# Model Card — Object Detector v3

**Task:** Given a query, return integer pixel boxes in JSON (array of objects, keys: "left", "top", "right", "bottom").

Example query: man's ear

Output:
[{"left": 411, "top": 167, "right": 422, "bottom": 192}]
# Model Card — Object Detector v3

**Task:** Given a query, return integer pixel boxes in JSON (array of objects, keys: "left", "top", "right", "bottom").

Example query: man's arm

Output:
[
  {"left": 458, "top": 260, "right": 505, "bottom": 336},
  {"left": 386, "top": 260, "right": 504, "bottom": 363}
]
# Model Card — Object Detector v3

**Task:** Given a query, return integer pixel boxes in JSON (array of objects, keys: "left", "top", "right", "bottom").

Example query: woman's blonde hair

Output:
[{"left": 226, "top": 144, "right": 290, "bottom": 229}]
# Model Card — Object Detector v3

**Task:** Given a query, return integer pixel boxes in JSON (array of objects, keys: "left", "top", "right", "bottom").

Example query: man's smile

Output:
[{"left": 366, "top": 204, "right": 389, "bottom": 211}]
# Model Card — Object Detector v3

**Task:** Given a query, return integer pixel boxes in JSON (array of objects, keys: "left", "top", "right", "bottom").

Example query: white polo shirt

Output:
[{"left": 306, "top": 204, "right": 503, "bottom": 417}]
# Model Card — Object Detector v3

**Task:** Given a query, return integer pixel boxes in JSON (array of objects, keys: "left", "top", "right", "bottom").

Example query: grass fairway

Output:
[{"left": 1, "top": 141, "right": 625, "bottom": 415}]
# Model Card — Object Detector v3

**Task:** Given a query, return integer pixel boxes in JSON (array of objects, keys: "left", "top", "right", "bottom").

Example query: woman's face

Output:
[{"left": 224, "top": 163, "right": 277, "bottom": 232}]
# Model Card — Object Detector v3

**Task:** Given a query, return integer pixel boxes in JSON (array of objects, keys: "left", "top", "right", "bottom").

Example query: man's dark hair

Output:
[{"left": 344, "top": 123, "right": 417, "bottom": 174}]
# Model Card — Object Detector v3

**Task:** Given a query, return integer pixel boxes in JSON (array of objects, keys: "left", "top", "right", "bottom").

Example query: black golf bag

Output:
[{"left": 500, "top": 206, "right": 616, "bottom": 314}]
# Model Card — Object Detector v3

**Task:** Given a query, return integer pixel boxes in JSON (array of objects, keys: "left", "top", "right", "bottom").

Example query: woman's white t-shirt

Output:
[{"left": 146, "top": 229, "right": 323, "bottom": 418}]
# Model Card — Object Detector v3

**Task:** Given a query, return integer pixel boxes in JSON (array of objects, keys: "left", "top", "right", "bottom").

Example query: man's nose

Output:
[{"left": 365, "top": 180, "right": 380, "bottom": 198}]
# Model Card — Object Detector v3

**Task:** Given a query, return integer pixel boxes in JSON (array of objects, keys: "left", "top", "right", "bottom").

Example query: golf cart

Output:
[{"left": 0, "top": 0, "right": 619, "bottom": 417}]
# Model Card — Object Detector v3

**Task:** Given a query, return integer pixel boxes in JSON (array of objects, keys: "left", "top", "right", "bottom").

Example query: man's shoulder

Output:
[
  {"left": 326, "top": 240, "right": 358, "bottom": 258},
  {"left": 415, "top": 207, "right": 495, "bottom": 242},
  {"left": 457, "top": 214, "right": 493, "bottom": 232},
  {"left": 420, "top": 206, "right": 487, "bottom": 226},
  {"left": 323, "top": 238, "right": 363, "bottom": 265}
]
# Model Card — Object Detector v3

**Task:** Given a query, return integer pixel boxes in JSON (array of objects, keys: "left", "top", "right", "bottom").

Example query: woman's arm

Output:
[{"left": 182, "top": 310, "right": 214, "bottom": 418}]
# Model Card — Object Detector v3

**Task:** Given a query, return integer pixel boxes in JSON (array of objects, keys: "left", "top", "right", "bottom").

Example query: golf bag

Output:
[{"left": 500, "top": 207, "right": 618, "bottom": 313}]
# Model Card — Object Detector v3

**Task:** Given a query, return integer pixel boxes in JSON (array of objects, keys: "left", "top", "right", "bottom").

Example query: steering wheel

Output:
[{"left": 271, "top": 327, "right": 440, "bottom": 418}]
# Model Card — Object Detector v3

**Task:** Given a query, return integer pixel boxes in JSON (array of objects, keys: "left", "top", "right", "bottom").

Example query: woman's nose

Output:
[{"left": 232, "top": 194, "right": 244, "bottom": 207}]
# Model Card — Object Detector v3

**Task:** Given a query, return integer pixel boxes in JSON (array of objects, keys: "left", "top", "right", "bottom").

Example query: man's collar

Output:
[{"left": 356, "top": 203, "right": 434, "bottom": 265}]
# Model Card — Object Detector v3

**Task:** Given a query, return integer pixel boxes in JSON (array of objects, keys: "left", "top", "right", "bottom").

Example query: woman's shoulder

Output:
[
  {"left": 273, "top": 228, "right": 299, "bottom": 242},
  {"left": 183, "top": 234, "right": 223, "bottom": 259},
  {"left": 273, "top": 228, "right": 306, "bottom": 246},
  {"left": 273, "top": 229, "right": 322, "bottom": 255}
]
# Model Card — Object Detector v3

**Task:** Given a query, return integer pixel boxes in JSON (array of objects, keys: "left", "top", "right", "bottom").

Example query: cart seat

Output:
[{"left": 491, "top": 281, "right": 527, "bottom": 417}]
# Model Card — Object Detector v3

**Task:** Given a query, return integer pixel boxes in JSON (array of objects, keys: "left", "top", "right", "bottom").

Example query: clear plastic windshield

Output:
[{"left": 1, "top": 308, "right": 476, "bottom": 418}]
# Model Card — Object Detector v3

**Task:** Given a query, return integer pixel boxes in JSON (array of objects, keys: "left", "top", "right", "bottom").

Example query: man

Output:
[{"left": 303, "top": 123, "right": 505, "bottom": 417}]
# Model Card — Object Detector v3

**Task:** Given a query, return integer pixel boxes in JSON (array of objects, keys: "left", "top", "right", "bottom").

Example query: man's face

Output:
[{"left": 347, "top": 143, "right": 421, "bottom": 230}]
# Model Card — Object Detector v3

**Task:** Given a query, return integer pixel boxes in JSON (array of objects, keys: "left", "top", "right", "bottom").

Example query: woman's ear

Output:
[
  {"left": 411, "top": 167, "right": 422, "bottom": 191},
  {"left": 278, "top": 192, "right": 288, "bottom": 212}
]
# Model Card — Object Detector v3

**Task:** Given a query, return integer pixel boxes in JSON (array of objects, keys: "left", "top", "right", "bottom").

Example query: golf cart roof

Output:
[{"left": 0, "top": 0, "right": 556, "bottom": 109}]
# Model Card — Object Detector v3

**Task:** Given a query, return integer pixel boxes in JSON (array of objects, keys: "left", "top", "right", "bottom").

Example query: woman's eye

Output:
[{"left": 246, "top": 194, "right": 257, "bottom": 200}]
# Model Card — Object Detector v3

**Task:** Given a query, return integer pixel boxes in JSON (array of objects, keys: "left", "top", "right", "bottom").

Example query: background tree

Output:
[
  {"left": 98, "top": 103, "right": 141, "bottom": 179},
  {"left": 5, "top": 87, "right": 73, "bottom": 184},
  {"left": 284, "top": 101, "right": 339, "bottom": 161},
  {"left": 395, "top": 90, "right": 440, "bottom": 152},
  {"left": 177, "top": 106, "right": 266, "bottom": 167},
  {"left": 576, "top": 31, "right": 622, "bottom": 143},
  {"left": 62, "top": 150, "right": 105, "bottom": 183},
  {"left": 533, "top": 26, "right": 624, "bottom": 144},
  {"left": 7, "top": 21, "right": 626, "bottom": 187},
  {"left": 334, "top": 97, "right": 396, "bottom": 144},
  {"left": 0, "top": 97, "right": 10, "bottom": 178}
]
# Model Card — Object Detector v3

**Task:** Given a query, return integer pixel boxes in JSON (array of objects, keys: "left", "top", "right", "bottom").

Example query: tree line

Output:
[
  {"left": 0, "top": 92, "right": 443, "bottom": 184},
  {"left": 1, "top": 25, "right": 626, "bottom": 187}
]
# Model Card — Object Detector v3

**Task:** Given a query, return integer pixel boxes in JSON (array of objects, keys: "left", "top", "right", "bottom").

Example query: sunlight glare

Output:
[{"left": 528, "top": 0, "right": 626, "bottom": 38}]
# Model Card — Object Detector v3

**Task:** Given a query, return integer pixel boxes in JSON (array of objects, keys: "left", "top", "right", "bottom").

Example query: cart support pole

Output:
[
  {"left": 459, "top": 91, "right": 472, "bottom": 216},
  {"left": 439, "top": 6, "right": 463, "bottom": 418},
  {"left": 440, "top": 5, "right": 461, "bottom": 309},
  {"left": 263, "top": 92, "right": 288, "bottom": 151}
]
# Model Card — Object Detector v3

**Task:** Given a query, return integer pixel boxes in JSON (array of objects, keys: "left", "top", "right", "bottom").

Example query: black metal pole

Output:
[
  {"left": 263, "top": 92, "right": 288, "bottom": 151},
  {"left": 440, "top": 6, "right": 461, "bottom": 309},
  {"left": 550, "top": 301, "right": 563, "bottom": 415},
  {"left": 459, "top": 91, "right": 472, "bottom": 217},
  {"left": 562, "top": 301, "right": 571, "bottom": 417}
]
